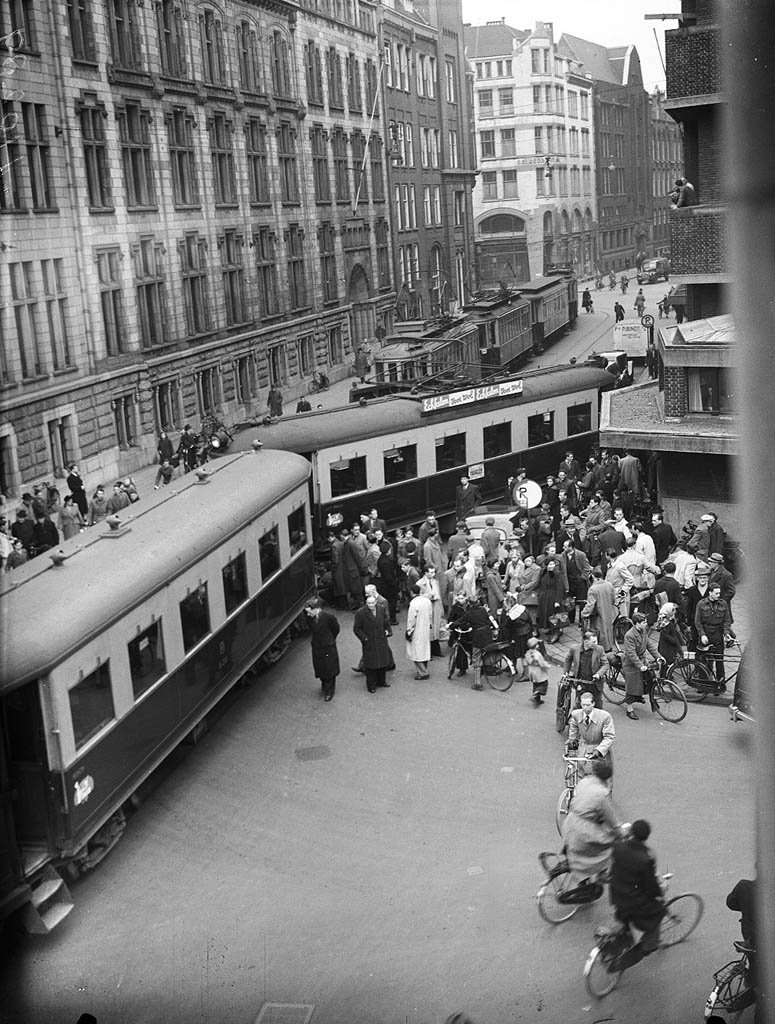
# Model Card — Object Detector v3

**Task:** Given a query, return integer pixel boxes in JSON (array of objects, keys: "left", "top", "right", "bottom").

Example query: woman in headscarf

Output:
[
  {"left": 498, "top": 592, "right": 532, "bottom": 680},
  {"left": 655, "top": 601, "right": 685, "bottom": 667}
]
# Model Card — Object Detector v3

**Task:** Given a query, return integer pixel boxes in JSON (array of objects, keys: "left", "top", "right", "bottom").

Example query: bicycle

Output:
[
  {"left": 555, "top": 754, "right": 588, "bottom": 835},
  {"left": 584, "top": 874, "right": 704, "bottom": 998},
  {"left": 673, "top": 638, "right": 743, "bottom": 703},
  {"left": 555, "top": 675, "right": 594, "bottom": 734},
  {"left": 704, "top": 941, "right": 757, "bottom": 1021},
  {"left": 603, "top": 661, "right": 687, "bottom": 723},
  {"left": 536, "top": 850, "right": 605, "bottom": 924},
  {"left": 308, "top": 369, "right": 330, "bottom": 393},
  {"left": 447, "top": 628, "right": 518, "bottom": 692}
]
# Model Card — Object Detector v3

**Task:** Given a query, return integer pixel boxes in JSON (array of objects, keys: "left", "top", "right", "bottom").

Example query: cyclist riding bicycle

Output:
[
  {"left": 563, "top": 759, "right": 626, "bottom": 888},
  {"left": 609, "top": 819, "right": 666, "bottom": 969}
]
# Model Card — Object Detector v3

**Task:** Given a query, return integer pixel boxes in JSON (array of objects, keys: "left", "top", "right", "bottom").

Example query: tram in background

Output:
[
  {"left": 0, "top": 451, "right": 315, "bottom": 934},
  {"left": 234, "top": 363, "right": 615, "bottom": 537}
]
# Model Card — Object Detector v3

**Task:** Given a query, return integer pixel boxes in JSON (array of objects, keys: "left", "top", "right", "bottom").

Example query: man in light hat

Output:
[
  {"left": 683, "top": 562, "right": 712, "bottom": 649},
  {"left": 687, "top": 516, "right": 712, "bottom": 562},
  {"left": 708, "top": 552, "right": 736, "bottom": 615},
  {"left": 706, "top": 511, "right": 726, "bottom": 557}
]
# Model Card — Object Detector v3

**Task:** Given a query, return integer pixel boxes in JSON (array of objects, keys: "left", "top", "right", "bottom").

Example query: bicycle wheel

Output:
[
  {"left": 447, "top": 645, "right": 457, "bottom": 680},
  {"left": 537, "top": 867, "right": 580, "bottom": 924},
  {"left": 555, "top": 787, "right": 573, "bottom": 836},
  {"left": 482, "top": 649, "right": 515, "bottom": 692},
  {"left": 667, "top": 657, "right": 713, "bottom": 702},
  {"left": 613, "top": 616, "right": 633, "bottom": 651},
  {"left": 584, "top": 942, "right": 624, "bottom": 998},
  {"left": 659, "top": 893, "right": 704, "bottom": 947},
  {"left": 652, "top": 679, "right": 688, "bottom": 724},
  {"left": 603, "top": 664, "right": 627, "bottom": 705},
  {"left": 555, "top": 688, "right": 570, "bottom": 733}
]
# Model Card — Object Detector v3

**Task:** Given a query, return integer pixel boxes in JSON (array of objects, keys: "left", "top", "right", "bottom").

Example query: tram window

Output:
[
  {"left": 435, "top": 432, "right": 467, "bottom": 471},
  {"left": 222, "top": 552, "right": 248, "bottom": 615},
  {"left": 567, "top": 402, "right": 592, "bottom": 436},
  {"left": 69, "top": 662, "right": 115, "bottom": 750},
  {"left": 383, "top": 443, "right": 417, "bottom": 484},
  {"left": 128, "top": 621, "right": 166, "bottom": 698},
  {"left": 483, "top": 422, "right": 511, "bottom": 459},
  {"left": 179, "top": 584, "right": 211, "bottom": 653},
  {"left": 330, "top": 455, "right": 367, "bottom": 498},
  {"left": 527, "top": 412, "right": 554, "bottom": 447},
  {"left": 287, "top": 507, "right": 307, "bottom": 555},
  {"left": 259, "top": 526, "right": 281, "bottom": 579}
]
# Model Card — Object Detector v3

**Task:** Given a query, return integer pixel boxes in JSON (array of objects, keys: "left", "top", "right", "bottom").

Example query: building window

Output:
[
  {"left": 369, "top": 134, "right": 384, "bottom": 201},
  {"left": 67, "top": 0, "right": 96, "bottom": 61},
  {"left": 270, "top": 30, "right": 292, "bottom": 98},
  {"left": 180, "top": 584, "right": 211, "bottom": 652},
  {"left": 128, "top": 621, "right": 166, "bottom": 699},
  {"left": 499, "top": 87, "right": 513, "bottom": 114},
  {"left": 332, "top": 128, "right": 349, "bottom": 202},
  {"left": 234, "top": 354, "right": 255, "bottom": 404},
  {"left": 580, "top": 91, "right": 589, "bottom": 119},
  {"left": 69, "top": 663, "right": 114, "bottom": 751},
  {"left": 305, "top": 40, "right": 324, "bottom": 105},
  {"left": 568, "top": 90, "right": 578, "bottom": 118},
  {"left": 330, "top": 455, "right": 366, "bottom": 498},
  {"left": 296, "top": 333, "right": 315, "bottom": 377},
  {"left": 423, "top": 185, "right": 432, "bottom": 226},
  {"left": 41, "top": 259, "right": 72, "bottom": 369},
  {"left": 197, "top": 365, "right": 220, "bottom": 413},
  {"left": 0, "top": 100, "right": 23, "bottom": 211},
  {"left": 245, "top": 118, "right": 269, "bottom": 205},
  {"left": 9, "top": 262, "right": 42, "bottom": 378},
  {"left": 79, "top": 96, "right": 112, "bottom": 209},
  {"left": 454, "top": 191, "right": 464, "bottom": 227},
  {"left": 567, "top": 402, "right": 592, "bottom": 435},
  {"left": 501, "top": 127, "right": 516, "bottom": 158},
  {"left": 311, "top": 124, "right": 331, "bottom": 203},
  {"left": 375, "top": 218, "right": 390, "bottom": 288},
  {"left": 503, "top": 169, "right": 519, "bottom": 199},
  {"left": 259, "top": 526, "right": 281, "bottom": 579},
  {"left": 132, "top": 238, "right": 168, "bottom": 349},
  {"left": 167, "top": 107, "right": 199, "bottom": 206},
  {"left": 478, "top": 89, "right": 492, "bottom": 115},
  {"left": 480, "top": 130, "right": 495, "bottom": 160},
  {"left": 688, "top": 368, "right": 735, "bottom": 413},
  {"left": 365, "top": 59, "right": 378, "bottom": 111},
  {"left": 96, "top": 248, "right": 127, "bottom": 355},
  {"left": 383, "top": 443, "right": 417, "bottom": 485},
  {"left": 253, "top": 227, "right": 279, "bottom": 317},
  {"left": 432, "top": 185, "right": 442, "bottom": 225},
  {"left": 267, "top": 344, "right": 286, "bottom": 386},
  {"left": 482, "top": 171, "right": 497, "bottom": 201},
  {"left": 346, "top": 53, "right": 362, "bottom": 112},
  {"left": 154, "top": 379, "right": 181, "bottom": 432},
  {"left": 199, "top": 9, "right": 225, "bottom": 84},
  {"left": 112, "top": 392, "right": 137, "bottom": 448},
  {"left": 156, "top": 1, "right": 186, "bottom": 77},
  {"left": 222, "top": 553, "right": 248, "bottom": 615},
  {"left": 208, "top": 111, "right": 236, "bottom": 205},
  {"left": 286, "top": 224, "right": 307, "bottom": 311},
  {"left": 1, "top": 0, "right": 36, "bottom": 51},
  {"left": 535, "top": 168, "right": 546, "bottom": 197},
  {"left": 448, "top": 129, "right": 459, "bottom": 169},
  {"left": 327, "top": 47, "right": 344, "bottom": 110},
  {"left": 328, "top": 326, "right": 344, "bottom": 365},
  {"left": 351, "top": 131, "right": 367, "bottom": 202},
  {"left": 445, "top": 59, "right": 456, "bottom": 102},
  {"left": 277, "top": 121, "right": 299, "bottom": 203},
  {"left": 319, "top": 222, "right": 337, "bottom": 303},
  {"left": 179, "top": 233, "right": 211, "bottom": 336},
  {"left": 528, "top": 411, "right": 554, "bottom": 447},
  {"left": 46, "top": 414, "right": 73, "bottom": 471},
  {"left": 237, "top": 20, "right": 261, "bottom": 92},
  {"left": 219, "top": 229, "right": 246, "bottom": 326},
  {"left": 108, "top": 0, "right": 143, "bottom": 69},
  {"left": 435, "top": 433, "right": 466, "bottom": 471},
  {"left": 117, "top": 101, "right": 155, "bottom": 208}
]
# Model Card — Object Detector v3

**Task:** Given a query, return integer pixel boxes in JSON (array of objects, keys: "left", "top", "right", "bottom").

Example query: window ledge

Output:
[
  {"left": 88, "top": 206, "right": 116, "bottom": 215},
  {"left": 172, "top": 203, "right": 202, "bottom": 212},
  {"left": 0, "top": 207, "right": 28, "bottom": 215},
  {"left": 126, "top": 205, "right": 159, "bottom": 214},
  {"left": 53, "top": 366, "right": 79, "bottom": 378},
  {"left": 214, "top": 202, "right": 240, "bottom": 210},
  {"left": 0, "top": 381, "right": 19, "bottom": 393},
  {"left": 73, "top": 58, "right": 99, "bottom": 70},
  {"left": 32, "top": 206, "right": 60, "bottom": 215}
]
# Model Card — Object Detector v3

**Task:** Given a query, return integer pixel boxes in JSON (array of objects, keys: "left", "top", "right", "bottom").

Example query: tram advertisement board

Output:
[{"left": 421, "top": 378, "right": 523, "bottom": 414}]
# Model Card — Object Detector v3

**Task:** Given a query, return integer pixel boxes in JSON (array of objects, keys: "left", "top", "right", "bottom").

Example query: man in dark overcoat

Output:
[
  {"left": 353, "top": 593, "right": 393, "bottom": 692},
  {"left": 304, "top": 598, "right": 340, "bottom": 701}
]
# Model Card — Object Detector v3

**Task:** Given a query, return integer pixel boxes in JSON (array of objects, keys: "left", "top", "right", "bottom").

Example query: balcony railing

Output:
[
  {"left": 669, "top": 205, "right": 728, "bottom": 276},
  {"left": 665, "top": 26, "right": 722, "bottom": 102}
]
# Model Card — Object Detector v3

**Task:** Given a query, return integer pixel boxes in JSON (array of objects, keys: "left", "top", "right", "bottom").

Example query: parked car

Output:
[{"left": 637, "top": 257, "right": 670, "bottom": 285}]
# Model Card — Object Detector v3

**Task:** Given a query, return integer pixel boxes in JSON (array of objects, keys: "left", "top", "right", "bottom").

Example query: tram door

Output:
[{"left": 1, "top": 681, "right": 53, "bottom": 868}]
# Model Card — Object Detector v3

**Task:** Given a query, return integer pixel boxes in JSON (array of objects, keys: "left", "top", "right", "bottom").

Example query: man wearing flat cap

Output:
[{"left": 708, "top": 552, "right": 736, "bottom": 616}]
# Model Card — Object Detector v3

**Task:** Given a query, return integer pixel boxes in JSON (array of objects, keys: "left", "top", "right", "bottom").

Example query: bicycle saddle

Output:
[{"left": 733, "top": 940, "right": 756, "bottom": 954}]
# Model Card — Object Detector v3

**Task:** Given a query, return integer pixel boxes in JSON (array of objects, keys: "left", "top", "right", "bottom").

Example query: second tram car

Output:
[
  {"left": 0, "top": 450, "right": 314, "bottom": 933},
  {"left": 517, "top": 275, "right": 575, "bottom": 352},
  {"left": 236, "top": 364, "right": 614, "bottom": 535}
]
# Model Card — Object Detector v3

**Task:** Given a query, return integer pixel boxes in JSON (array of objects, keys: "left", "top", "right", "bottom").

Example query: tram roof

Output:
[
  {"left": 0, "top": 450, "right": 310, "bottom": 690},
  {"left": 229, "top": 364, "right": 613, "bottom": 455}
]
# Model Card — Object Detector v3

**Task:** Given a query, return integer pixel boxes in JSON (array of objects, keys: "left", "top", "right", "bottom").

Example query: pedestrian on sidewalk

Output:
[{"left": 304, "top": 598, "right": 340, "bottom": 702}]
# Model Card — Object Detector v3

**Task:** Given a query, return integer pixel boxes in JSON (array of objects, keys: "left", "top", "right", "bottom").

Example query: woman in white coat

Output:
[
  {"left": 418, "top": 565, "right": 444, "bottom": 657},
  {"left": 405, "top": 584, "right": 432, "bottom": 678}
]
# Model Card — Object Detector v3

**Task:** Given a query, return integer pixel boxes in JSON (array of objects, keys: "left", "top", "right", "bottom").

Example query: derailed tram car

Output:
[
  {"left": 0, "top": 451, "right": 314, "bottom": 933},
  {"left": 232, "top": 364, "right": 614, "bottom": 536}
]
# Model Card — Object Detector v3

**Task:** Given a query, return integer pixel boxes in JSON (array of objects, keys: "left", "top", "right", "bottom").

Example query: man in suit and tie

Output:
[{"left": 566, "top": 691, "right": 616, "bottom": 771}]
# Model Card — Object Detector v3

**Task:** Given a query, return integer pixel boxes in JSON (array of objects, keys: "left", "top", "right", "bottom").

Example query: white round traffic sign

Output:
[{"left": 511, "top": 478, "right": 542, "bottom": 509}]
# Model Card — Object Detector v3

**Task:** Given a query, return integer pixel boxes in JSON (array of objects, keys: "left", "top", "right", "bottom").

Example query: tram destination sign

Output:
[{"left": 421, "top": 379, "right": 523, "bottom": 414}]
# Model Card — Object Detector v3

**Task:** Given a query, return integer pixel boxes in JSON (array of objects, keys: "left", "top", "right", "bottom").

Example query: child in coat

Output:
[{"left": 524, "top": 636, "right": 550, "bottom": 705}]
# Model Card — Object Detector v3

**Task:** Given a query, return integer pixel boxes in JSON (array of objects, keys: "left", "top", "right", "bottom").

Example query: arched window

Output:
[
  {"left": 572, "top": 208, "right": 583, "bottom": 233},
  {"left": 236, "top": 18, "right": 262, "bottom": 93},
  {"left": 560, "top": 210, "right": 570, "bottom": 235},
  {"left": 478, "top": 213, "right": 526, "bottom": 235},
  {"left": 584, "top": 207, "right": 593, "bottom": 231},
  {"left": 270, "top": 29, "right": 292, "bottom": 98},
  {"left": 199, "top": 7, "right": 225, "bottom": 84},
  {"left": 543, "top": 210, "right": 554, "bottom": 238}
]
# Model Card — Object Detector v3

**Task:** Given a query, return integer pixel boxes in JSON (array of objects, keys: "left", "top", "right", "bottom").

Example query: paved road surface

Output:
[{"left": 1, "top": 610, "right": 755, "bottom": 1024}]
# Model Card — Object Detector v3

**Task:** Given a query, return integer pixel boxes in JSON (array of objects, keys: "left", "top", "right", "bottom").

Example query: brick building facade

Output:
[{"left": 649, "top": 87, "right": 684, "bottom": 259}]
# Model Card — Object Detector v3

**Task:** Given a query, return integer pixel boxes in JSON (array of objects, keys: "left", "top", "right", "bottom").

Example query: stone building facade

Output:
[
  {"left": 649, "top": 87, "right": 684, "bottom": 260},
  {"left": 464, "top": 20, "right": 597, "bottom": 285},
  {"left": 0, "top": 0, "right": 397, "bottom": 494}
]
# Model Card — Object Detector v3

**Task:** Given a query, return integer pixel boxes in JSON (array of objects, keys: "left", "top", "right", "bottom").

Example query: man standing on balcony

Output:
[{"left": 675, "top": 177, "right": 697, "bottom": 208}]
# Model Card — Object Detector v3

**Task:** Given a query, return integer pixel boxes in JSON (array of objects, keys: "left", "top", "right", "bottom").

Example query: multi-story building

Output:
[
  {"left": 380, "top": 0, "right": 476, "bottom": 318},
  {"left": 465, "top": 20, "right": 597, "bottom": 284},
  {"left": 649, "top": 87, "right": 684, "bottom": 260},
  {"left": 559, "top": 33, "right": 653, "bottom": 274},
  {"left": 600, "top": 0, "right": 738, "bottom": 533},
  {"left": 0, "top": 0, "right": 396, "bottom": 494}
]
